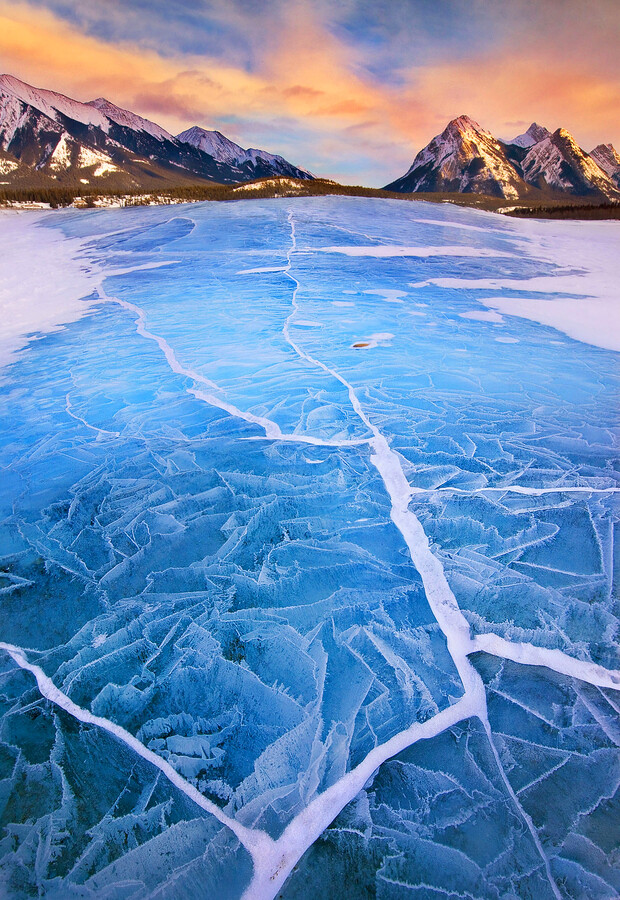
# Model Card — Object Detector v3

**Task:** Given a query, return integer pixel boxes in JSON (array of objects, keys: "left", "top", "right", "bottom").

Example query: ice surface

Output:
[
  {"left": 0, "top": 197, "right": 618, "bottom": 898},
  {"left": 285, "top": 659, "right": 620, "bottom": 900}
]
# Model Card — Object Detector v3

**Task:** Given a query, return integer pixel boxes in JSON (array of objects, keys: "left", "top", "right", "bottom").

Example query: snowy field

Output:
[{"left": 0, "top": 197, "right": 619, "bottom": 899}]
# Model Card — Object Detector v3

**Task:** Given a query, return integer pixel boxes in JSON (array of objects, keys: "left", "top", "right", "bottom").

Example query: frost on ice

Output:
[{"left": 0, "top": 197, "right": 618, "bottom": 899}]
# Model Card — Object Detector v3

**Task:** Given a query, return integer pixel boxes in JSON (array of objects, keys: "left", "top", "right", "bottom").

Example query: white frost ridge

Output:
[{"left": 316, "top": 244, "right": 507, "bottom": 258}]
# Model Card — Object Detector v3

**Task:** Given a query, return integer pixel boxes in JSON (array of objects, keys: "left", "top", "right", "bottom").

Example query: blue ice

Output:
[{"left": 0, "top": 197, "right": 618, "bottom": 899}]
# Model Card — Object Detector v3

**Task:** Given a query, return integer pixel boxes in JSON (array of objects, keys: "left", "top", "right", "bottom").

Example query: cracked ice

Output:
[{"left": 0, "top": 197, "right": 618, "bottom": 900}]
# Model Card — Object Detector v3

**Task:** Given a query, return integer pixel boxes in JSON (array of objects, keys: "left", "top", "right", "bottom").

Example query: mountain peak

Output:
[
  {"left": 176, "top": 126, "right": 246, "bottom": 165},
  {"left": 177, "top": 125, "right": 312, "bottom": 178},
  {"left": 521, "top": 126, "right": 617, "bottom": 197},
  {"left": 589, "top": 143, "right": 620, "bottom": 185},
  {"left": 508, "top": 122, "right": 551, "bottom": 148},
  {"left": 445, "top": 115, "right": 486, "bottom": 135},
  {"left": 592, "top": 142, "right": 616, "bottom": 155},
  {"left": 0, "top": 73, "right": 109, "bottom": 130},
  {"left": 86, "top": 97, "right": 173, "bottom": 142},
  {"left": 385, "top": 115, "right": 526, "bottom": 199}
]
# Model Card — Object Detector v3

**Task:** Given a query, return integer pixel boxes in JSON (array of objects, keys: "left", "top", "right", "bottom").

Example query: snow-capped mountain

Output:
[
  {"left": 385, "top": 115, "right": 619, "bottom": 201},
  {"left": 177, "top": 127, "right": 245, "bottom": 165},
  {"left": 177, "top": 126, "right": 312, "bottom": 180},
  {"left": 87, "top": 98, "right": 174, "bottom": 143},
  {"left": 507, "top": 122, "right": 551, "bottom": 148},
  {"left": 0, "top": 75, "right": 122, "bottom": 180},
  {"left": 590, "top": 143, "right": 620, "bottom": 187},
  {"left": 384, "top": 115, "right": 527, "bottom": 199},
  {"left": 0, "top": 74, "right": 312, "bottom": 190},
  {"left": 520, "top": 128, "right": 618, "bottom": 198},
  {"left": 0, "top": 73, "right": 109, "bottom": 134}
]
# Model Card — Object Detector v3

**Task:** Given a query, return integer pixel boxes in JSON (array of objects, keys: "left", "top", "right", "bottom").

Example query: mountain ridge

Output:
[
  {"left": 590, "top": 143, "right": 620, "bottom": 187},
  {"left": 176, "top": 125, "right": 312, "bottom": 180},
  {"left": 386, "top": 116, "right": 619, "bottom": 201},
  {"left": 0, "top": 73, "right": 312, "bottom": 190}
]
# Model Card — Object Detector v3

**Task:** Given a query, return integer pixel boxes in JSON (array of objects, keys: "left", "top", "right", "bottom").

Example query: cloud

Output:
[
  {"left": 407, "top": 52, "right": 620, "bottom": 150},
  {"left": 0, "top": 0, "right": 618, "bottom": 185}
]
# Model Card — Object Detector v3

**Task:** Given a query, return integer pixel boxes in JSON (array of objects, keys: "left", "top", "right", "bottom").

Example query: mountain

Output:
[
  {"left": 87, "top": 98, "right": 174, "bottom": 142},
  {"left": 519, "top": 128, "right": 618, "bottom": 198},
  {"left": 590, "top": 143, "right": 620, "bottom": 187},
  {"left": 177, "top": 126, "right": 312, "bottom": 180},
  {"left": 385, "top": 115, "right": 619, "bottom": 201},
  {"left": 507, "top": 122, "right": 551, "bottom": 148},
  {"left": 176, "top": 127, "right": 245, "bottom": 165},
  {"left": 0, "top": 74, "right": 311, "bottom": 191},
  {"left": 384, "top": 115, "right": 527, "bottom": 199},
  {"left": 0, "top": 73, "right": 228, "bottom": 188}
]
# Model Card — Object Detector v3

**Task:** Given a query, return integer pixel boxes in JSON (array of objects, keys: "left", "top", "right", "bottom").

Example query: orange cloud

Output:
[
  {"left": 0, "top": 0, "right": 618, "bottom": 185},
  {"left": 0, "top": 2, "right": 269, "bottom": 129},
  {"left": 405, "top": 53, "right": 620, "bottom": 150}
]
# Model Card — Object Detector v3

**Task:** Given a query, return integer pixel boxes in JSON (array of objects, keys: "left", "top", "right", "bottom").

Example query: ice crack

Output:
[
  {"left": 276, "top": 209, "right": 571, "bottom": 900},
  {"left": 0, "top": 641, "right": 273, "bottom": 860},
  {"left": 96, "top": 283, "right": 366, "bottom": 450}
]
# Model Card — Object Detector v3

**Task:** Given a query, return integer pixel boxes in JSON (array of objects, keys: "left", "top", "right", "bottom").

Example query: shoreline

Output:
[
  {"left": 1, "top": 198, "right": 619, "bottom": 361},
  {"left": 2, "top": 177, "right": 619, "bottom": 219},
  {"left": 0, "top": 209, "right": 101, "bottom": 369}
]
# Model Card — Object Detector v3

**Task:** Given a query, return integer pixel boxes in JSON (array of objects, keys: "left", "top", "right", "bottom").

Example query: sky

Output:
[{"left": 1, "top": 0, "right": 619, "bottom": 185}]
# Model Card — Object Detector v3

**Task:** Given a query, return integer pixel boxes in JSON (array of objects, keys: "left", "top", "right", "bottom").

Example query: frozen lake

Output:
[{"left": 0, "top": 197, "right": 619, "bottom": 899}]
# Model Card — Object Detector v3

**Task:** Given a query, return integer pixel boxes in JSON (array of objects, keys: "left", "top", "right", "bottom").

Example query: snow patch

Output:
[
  {"left": 363, "top": 288, "right": 407, "bottom": 303},
  {"left": 48, "top": 133, "right": 73, "bottom": 171},
  {"left": 460, "top": 309, "right": 505, "bottom": 323},
  {"left": 78, "top": 146, "right": 117, "bottom": 174},
  {"left": 237, "top": 266, "right": 288, "bottom": 274},
  {"left": 0, "top": 211, "right": 99, "bottom": 367}
]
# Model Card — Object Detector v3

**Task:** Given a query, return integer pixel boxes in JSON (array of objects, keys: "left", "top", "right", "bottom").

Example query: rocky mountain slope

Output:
[
  {"left": 590, "top": 143, "right": 620, "bottom": 187},
  {"left": 177, "top": 126, "right": 311, "bottom": 181},
  {"left": 518, "top": 128, "right": 617, "bottom": 196},
  {"left": 386, "top": 116, "right": 619, "bottom": 201},
  {"left": 0, "top": 74, "right": 311, "bottom": 191},
  {"left": 384, "top": 116, "right": 527, "bottom": 199},
  {"left": 508, "top": 123, "right": 551, "bottom": 148}
]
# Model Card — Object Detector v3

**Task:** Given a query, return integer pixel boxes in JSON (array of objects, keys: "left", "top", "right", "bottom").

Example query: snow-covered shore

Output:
[
  {"left": 1, "top": 205, "right": 619, "bottom": 368},
  {"left": 0, "top": 210, "right": 99, "bottom": 368}
]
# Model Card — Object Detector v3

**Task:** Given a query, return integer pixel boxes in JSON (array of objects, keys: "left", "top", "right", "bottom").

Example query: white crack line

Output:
[
  {"left": 0, "top": 638, "right": 478, "bottom": 900},
  {"left": 96, "top": 283, "right": 368, "bottom": 450},
  {"left": 0, "top": 641, "right": 273, "bottom": 860},
  {"left": 471, "top": 634, "right": 620, "bottom": 690},
  {"left": 267, "top": 208, "right": 603, "bottom": 900},
  {"left": 409, "top": 485, "right": 620, "bottom": 496}
]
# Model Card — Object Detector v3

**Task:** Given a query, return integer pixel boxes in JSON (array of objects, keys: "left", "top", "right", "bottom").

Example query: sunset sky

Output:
[{"left": 1, "top": 0, "right": 619, "bottom": 185}]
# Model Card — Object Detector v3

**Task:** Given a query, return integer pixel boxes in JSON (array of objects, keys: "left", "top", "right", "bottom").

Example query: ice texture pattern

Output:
[{"left": 0, "top": 197, "right": 618, "bottom": 900}]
